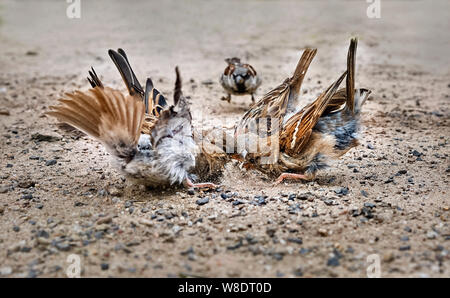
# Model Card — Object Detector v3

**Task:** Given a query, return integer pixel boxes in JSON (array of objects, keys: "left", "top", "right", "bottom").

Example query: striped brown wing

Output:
[
  {"left": 235, "top": 48, "right": 317, "bottom": 137},
  {"left": 280, "top": 72, "right": 347, "bottom": 155},
  {"left": 47, "top": 87, "right": 145, "bottom": 158},
  {"left": 235, "top": 80, "right": 290, "bottom": 136},
  {"left": 323, "top": 88, "right": 347, "bottom": 115}
]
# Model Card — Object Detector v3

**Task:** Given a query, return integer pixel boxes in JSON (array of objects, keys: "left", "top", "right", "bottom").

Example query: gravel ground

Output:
[{"left": 0, "top": 0, "right": 449, "bottom": 277}]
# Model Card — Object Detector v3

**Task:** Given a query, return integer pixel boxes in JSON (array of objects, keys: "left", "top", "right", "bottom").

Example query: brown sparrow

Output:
[
  {"left": 232, "top": 38, "right": 371, "bottom": 184},
  {"left": 219, "top": 57, "right": 262, "bottom": 103},
  {"left": 47, "top": 49, "right": 217, "bottom": 189}
]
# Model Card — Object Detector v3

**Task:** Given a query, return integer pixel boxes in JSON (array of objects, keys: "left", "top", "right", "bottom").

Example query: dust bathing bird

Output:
[
  {"left": 219, "top": 57, "right": 261, "bottom": 104},
  {"left": 232, "top": 38, "right": 371, "bottom": 184},
  {"left": 47, "top": 49, "right": 218, "bottom": 189}
]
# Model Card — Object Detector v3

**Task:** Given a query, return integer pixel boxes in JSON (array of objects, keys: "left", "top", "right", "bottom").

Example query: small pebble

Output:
[
  {"left": 196, "top": 197, "right": 209, "bottom": 206},
  {"left": 45, "top": 159, "right": 57, "bottom": 166}
]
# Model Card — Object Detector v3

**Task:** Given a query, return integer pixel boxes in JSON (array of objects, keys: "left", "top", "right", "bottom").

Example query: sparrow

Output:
[
  {"left": 219, "top": 57, "right": 262, "bottom": 103},
  {"left": 47, "top": 49, "right": 218, "bottom": 189},
  {"left": 232, "top": 38, "right": 371, "bottom": 184}
]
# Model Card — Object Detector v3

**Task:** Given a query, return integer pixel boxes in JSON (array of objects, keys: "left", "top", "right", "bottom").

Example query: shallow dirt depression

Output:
[{"left": 0, "top": 0, "right": 449, "bottom": 277}]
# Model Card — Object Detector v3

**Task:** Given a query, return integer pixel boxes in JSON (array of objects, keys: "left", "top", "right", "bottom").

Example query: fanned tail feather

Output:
[{"left": 172, "top": 66, "right": 191, "bottom": 120}]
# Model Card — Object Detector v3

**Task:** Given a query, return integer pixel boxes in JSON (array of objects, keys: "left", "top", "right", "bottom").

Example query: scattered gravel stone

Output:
[
  {"left": 227, "top": 239, "right": 243, "bottom": 250},
  {"left": 18, "top": 180, "right": 35, "bottom": 188},
  {"left": 287, "top": 238, "right": 303, "bottom": 245},
  {"left": 399, "top": 245, "right": 411, "bottom": 251},
  {"left": 180, "top": 247, "right": 195, "bottom": 256},
  {"left": 21, "top": 246, "right": 32, "bottom": 253},
  {"left": 361, "top": 207, "right": 374, "bottom": 219},
  {"left": 96, "top": 216, "right": 113, "bottom": 225},
  {"left": 384, "top": 176, "right": 394, "bottom": 184},
  {"left": 196, "top": 197, "right": 209, "bottom": 205},
  {"left": 26, "top": 50, "right": 38, "bottom": 56},
  {"left": 427, "top": 231, "right": 438, "bottom": 239},
  {"left": 323, "top": 199, "right": 335, "bottom": 206},
  {"left": 55, "top": 242, "right": 71, "bottom": 251},
  {"left": 254, "top": 195, "right": 266, "bottom": 205},
  {"left": 108, "top": 187, "right": 123, "bottom": 197},
  {"left": 201, "top": 79, "right": 214, "bottom": 85},
  {"left": 31, "top": 133, "right": 60, "bottom": 142},
  {"left": 21, "top": 194, "right": 33, "bottom": 200},
  {"left": 94, "top": 231, "right": 104, "bottom": 239},
  {"left": 411, "top": 150, "right": 422, "bottom": 157},
  {"left": 27, "top": 269, "right": 38, "bottom": 278},
  {"left": 318, "top": 229, "right": 328, "bottom": 237},
  {"left": 266, "top": 228, "right": 276, "bottom": 238},
  {"left": 297, "top": 192, "right": 314, "bottom": 201},
  {"left": 327, "top": 256, "right": 340, "bottom": 267},
  {"left": 45, "top": 159, "right": 57, "bottom": 166},
  {"left": 272, "top": 252, "right": 284, "bottom": 261},
  {"left": 37, "top": 230, "right": 49, "bottom": 239},
  {"left": 0, "top": 186, "right": 9, "bottom": 193},
  {"left": 293, "top": 267, "right": 303, "bottom": 277},
  {"left": 335, "top": 187, "right": 349, "bottom": 196},
  {"left": 364, "top": 202, "right": 376, "bottom": 208},
  {"left": 397, "top": 169, "right": 407, "bottom": 175},
  {"left": 13, "top": 226, "right": 20, "bottom": 232},
  {"left": 232, "top": 200, "right": 245, "bottom": 206}
]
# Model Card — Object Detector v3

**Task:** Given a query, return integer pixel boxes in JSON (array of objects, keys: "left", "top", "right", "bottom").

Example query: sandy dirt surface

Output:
[{"left": 0, "top": 0, "right": 449, "bottom": 278}]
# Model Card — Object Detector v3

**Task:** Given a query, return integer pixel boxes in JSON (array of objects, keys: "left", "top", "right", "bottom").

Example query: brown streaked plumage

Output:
[
  {"left": 47, "top": 50, "right": 219, "bottom": 190},
  {"left": 47, "top": 82, "right": 145, "bottom": 161},
  {"left": 235, "top": 48, "right": 317, "bottom": 137},
  {"left": 219, "top": 57, "right": 262, "bottom": 103},
  {"left": 232, "top": 38, "right": 372, "bottom": 184}
]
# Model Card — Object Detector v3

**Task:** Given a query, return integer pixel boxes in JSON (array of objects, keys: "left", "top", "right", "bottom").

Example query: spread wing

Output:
[
  {"left": 47, "top": 86, "right": 145, "bottom": 160},
  {"left": 280, "top": 71, "right": 347, "bottom": 155},
  {"left": 235, "top": 48, "right": 317, "bottom": 136},
  {"left": 324, "top": 37, "right": 358, "bottom": 115}
]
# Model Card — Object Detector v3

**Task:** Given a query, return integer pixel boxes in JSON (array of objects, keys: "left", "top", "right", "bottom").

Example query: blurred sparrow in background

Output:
[
  {"left": 47, "top": 49, "right": 218, "bottom": 189},
  {"left": 220, "top": 57, "right": 261, "bottom": 103}
]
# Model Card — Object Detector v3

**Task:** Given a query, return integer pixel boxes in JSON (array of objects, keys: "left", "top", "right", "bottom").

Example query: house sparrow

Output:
[
  {"left": 47, "top": 49, "right": 218, "bottom": 189},
  {"left": 219, "top": 57, "right": 262, "bottom": 103},
  {"left": 232, "top": 38, "right": 371, "bottom": 184}
]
